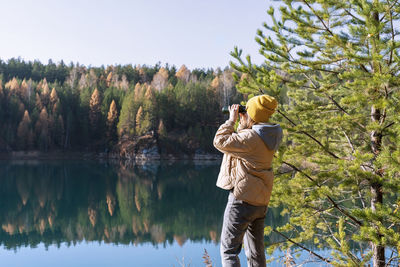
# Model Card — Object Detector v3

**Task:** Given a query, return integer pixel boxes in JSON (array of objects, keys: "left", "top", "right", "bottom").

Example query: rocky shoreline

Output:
[
  {"left": 0, "top": 150, "right": 222, "bottom": 162},
  {"left": 0, "top": 134, "right": 223, "bottom": 162}
]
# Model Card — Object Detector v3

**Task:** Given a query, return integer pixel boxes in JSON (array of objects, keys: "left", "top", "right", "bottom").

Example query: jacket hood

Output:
[{"left": 252, "top": 123, "right": 283, "bottom": 151}]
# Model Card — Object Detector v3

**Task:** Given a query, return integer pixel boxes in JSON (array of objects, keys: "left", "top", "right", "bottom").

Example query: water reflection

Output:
[
  {"left": 0, "top": 161, "right": 225, "bottom": 249},
  {"left": 0, "top": 160, "right": 286, "bottom": 253}
]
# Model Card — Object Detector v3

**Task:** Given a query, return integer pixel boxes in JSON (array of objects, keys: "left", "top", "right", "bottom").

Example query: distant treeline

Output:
[{"left": 0, "top": 58, "right": 243, "bottom": 155}]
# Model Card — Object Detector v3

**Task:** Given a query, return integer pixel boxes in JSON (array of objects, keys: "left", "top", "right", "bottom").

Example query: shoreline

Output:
[{"left": 0, "top": 150, "right": 222, "bottom": 162}]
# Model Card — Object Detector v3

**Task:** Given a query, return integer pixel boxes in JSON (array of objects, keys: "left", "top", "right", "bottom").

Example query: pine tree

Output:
[
  {"left": 176, "top": 65, "right": 190, "bottom": 84},
  {"left": 157, "top": 119, "right": 166, "bottom": 138},
  {"left": 134, "top": 83, "right": 144, "bottom": 101},
  {"left": 107, "top": 100, "right": 118, "bottom": 145},
  {"left": 231, "top": 1, "right": 400, "bottom": 266},
  {"left": 89, "top": 88, "right": 102, "bottom": 139},
  {"left": 40, "top": 79, "right": 50, "bottom": 107},
  {"left": 20, "top": 79, "right": 29, "bottom": 101},
  {"left": 135, "top": 106, "right": 143, "bottom": 135},
  {"left": 35, "top": 107, "right": 49, "bottom": 151},
  {"left": 107, "top": 100, "right": 118, "bottom": 126},
  {"left": 106, "top": 72, "right": 113, "bottom": 87},
  {"left": 117, "top": 90, "right": 137, "bottom": 138},
  {"left": 50, "top": 88, "right": 60, "bottom": 114},
  {"left": 50, "top": 88, "right": 58, "bottom": 108},
  {"left": 17, "top": 110, "right": 33, "bottom": 150},
  {"left": 119, "top": 74, "right": 129, "bottom": 91},
  {"left": 35, "top": 93, "right": 43, "bottom": 112},
  {"left": 54, "top": 115, "right": 64, "bottom": 147},
  {"left": 5, "top": 77, "right": 19, "bottom": 93},
  {"left": 151, "top": 67, "right": 169, "bottom": 91}
]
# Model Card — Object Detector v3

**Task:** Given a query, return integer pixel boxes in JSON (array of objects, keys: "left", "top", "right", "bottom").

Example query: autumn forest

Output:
[{"left": 0, "top": 58, "right": 242, "bottom": 158}]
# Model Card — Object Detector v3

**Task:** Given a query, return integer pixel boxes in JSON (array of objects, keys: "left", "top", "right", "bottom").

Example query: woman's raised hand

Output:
[{"left": 229, "top": 104, "right": 239, "bottom": 123}]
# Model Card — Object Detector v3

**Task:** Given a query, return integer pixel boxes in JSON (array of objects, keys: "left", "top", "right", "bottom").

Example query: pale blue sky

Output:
[{"left": 0, "top": 0, "right": 274, "bottom": 69}]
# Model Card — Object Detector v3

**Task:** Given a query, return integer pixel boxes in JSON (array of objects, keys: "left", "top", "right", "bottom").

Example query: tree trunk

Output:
[
  {"left": 370, "top": 105, "right": 385, "bottom": 267},
  {"left": 371, "top": 183, "right": 385, "bottom": 267}
]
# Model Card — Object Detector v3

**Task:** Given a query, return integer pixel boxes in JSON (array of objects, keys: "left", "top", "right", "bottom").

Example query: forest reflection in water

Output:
[{"left": 0, "top": 160, "right": 286, "bottom": 253}]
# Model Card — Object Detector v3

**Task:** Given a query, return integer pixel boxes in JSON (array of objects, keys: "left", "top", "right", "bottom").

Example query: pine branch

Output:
[
  {"left": 282, "top": 160, "right": 363, "bottom": 226},
  {"left": 343, "top": 130, "right": 355, "bottom": 153},
  {"left": 320, "top": 215, "right": 361, "bottom": 265},
  {"left": 343, "top": 8, "right": 364, "bottom": 24},
  {"left": 360, "top": 64, "right": 370, "bottom": 73},
  {"left": 272, "top": 229, "right": 332, "bottom": 264},
  {"left": 324, "top": 93, "right": 367, "bottom": 130},
  {"left": 278, "top": 110, "right": 340, "bottom": 159},
  {"left": 321, "top": 216, "right": 341, "bottom": 246},
  {"left": 379, "top": 0, "right": 400, "bottom": 22},
  {"left": 302, "top": 0, "right": 334, "bottom": 36}
]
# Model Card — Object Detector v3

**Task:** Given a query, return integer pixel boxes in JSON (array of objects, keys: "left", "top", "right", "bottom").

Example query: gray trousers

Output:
[{"left": 220, "top": 192, "right": 268, "bottom": 267}]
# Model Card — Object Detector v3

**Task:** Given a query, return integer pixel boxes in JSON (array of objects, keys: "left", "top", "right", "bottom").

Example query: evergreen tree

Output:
[
  {"left": 157, "top": 119, "right": 166, "bottom": 138},
  {"left": 135, "top": 106, "right": 143, "bottom": 135},
  {"left": 106, "top": 71, "right": 113, "bottom": 87},
  {"left": 17, "top": 110, "right": 33, "bottom": 150},
  {"left": 151, "top": 67, "right": 169, "bottom": 91},
  {"left": 35, "top": 108, "right": 49, "bottom": 151},
  {"left": 35, "top": 93, "right": 43, "bottom": 113},
  {"left": 175, "top": 65, "right": 190, "bottom": 84},
  {"left": 231, "top": 1, "right": 400, "bottom": 266},
  {"left": 89, "top": 88, "right": 102, "bottom": 140},
  {"left": 107, "top": 100, "right": 118, "bottom": 146},
  {"left": 50, "top": 88, "right": 58, "bottom": 109},
  {"left": 5, "top": 77, "right": 19, "bottom": 93},
  {"left": 40, "top": 78, "right": 50, "bottom": 107},
  {"left": 117, "top": 90, "right": 137, "bottom": 138},
  {"left": 54, "top": 115, "right": 64, "bottom": 148}
]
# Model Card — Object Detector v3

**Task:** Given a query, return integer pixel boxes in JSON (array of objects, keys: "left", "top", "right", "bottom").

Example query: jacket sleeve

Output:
[{"left": 213, "top": 120, "right": 252, "bottom": 156}]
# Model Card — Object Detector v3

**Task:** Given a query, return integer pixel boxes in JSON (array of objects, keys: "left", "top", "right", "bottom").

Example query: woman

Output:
[{"left": 213, "top": 95, "right": 283, "bottom": 267}]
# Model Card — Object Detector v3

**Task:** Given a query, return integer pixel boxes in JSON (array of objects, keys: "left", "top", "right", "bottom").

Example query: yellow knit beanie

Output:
[{"left": 246, "top": 95, "right": 278, "bottom": 123}]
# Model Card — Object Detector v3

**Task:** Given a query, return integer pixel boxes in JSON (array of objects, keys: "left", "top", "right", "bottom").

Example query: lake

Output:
[{"left": 0, "top": 160, "right": 317, "bottom": 266}]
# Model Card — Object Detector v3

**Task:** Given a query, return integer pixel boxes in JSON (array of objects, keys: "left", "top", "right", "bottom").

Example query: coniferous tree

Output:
[
  {"left": 135, "top": 106, "right": 143, "bottom": 135},
  {"left": 117, "top": 90, "right": 137, "bottom": 138},
  {"left": 5, "top": 77, "right": 19, "bottom": 93},
  {"left": 107, "top": 100, "right": 118, "bottom": 146},
  {"left": 134, "top": 83, "right": 144, "bottom": 101},
  {"left": 50, "top": 88, "right": 58, "bottom": 109},
  {"left": 151, "top": 67, "right": 169, "bottom": 92},
  {"left": 106, "top": 72, "right": 113, "bottom": 87},
  {"left": 54, "top": 115, "right": 64, "bottom": 148},
  {"left": 231, "top": 1, "right": 400, "bottom": 266},
  {"left": 35, "top": 107, "right": 49, "bottom": 151},
  {"left": 89, "top": 88, "right": 102, "bottom": 140},
  {"left": 17, "top": 110, "right": 33, "bottom": 150},
  {"left": 157, "top": 119, "right": 166, "bottom": 139},
  {"left": 40, "top": 78, "right": 50, "bottom": 107},
  {"left": 35, "top": 93, "right": 43, "bottom": 112},
  {"left": 119, "top": 74, "right": 129, "bottom": 91},
  {"left": 175, "top": 65, "right": 190, "bottom": 84},
  {"left": 19, "top": 79, "right": 29, "bottom": 102}
]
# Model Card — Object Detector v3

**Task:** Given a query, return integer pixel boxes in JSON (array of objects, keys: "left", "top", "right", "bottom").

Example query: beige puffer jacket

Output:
[{"left": 213, "top": 120, "right": 278, "bottom": 206}]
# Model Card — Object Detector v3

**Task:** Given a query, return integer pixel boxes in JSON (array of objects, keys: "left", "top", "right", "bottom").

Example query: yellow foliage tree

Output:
[
  {"left": 107, "top": 100, "right": 118, "bottom": 145},
  {"left": 135, "top": 106, "right": 143, "bottom": 135},
  {"left": 175, "top": 65, "right": 190, "bottom": 83},
  {"left": 5, "top": 77, "right": 19, "bottom": 92},
  {"left": 50, "top": 88, "right": 59, "bottom": 114},
  {"left": 106, "top": 72, "right": 113, "bottom": 87},
  {"left": 17, "top": 110, "right": 33, "bottom": 150},
  {"left": 35, "top": 107, "right": 49, "bottom": 150},
  {"left": 151, "top": 67, "right": 169, "bottom": 91},
  {"left": 89, "top": 88, "right": 102, "bottom": 138}
]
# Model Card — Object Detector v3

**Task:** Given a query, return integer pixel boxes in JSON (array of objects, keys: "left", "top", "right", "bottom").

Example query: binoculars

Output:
[{"left": 221, "top": 105, "right": 247, "bottom": 114}]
